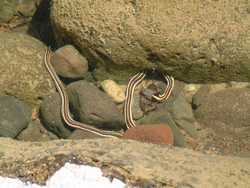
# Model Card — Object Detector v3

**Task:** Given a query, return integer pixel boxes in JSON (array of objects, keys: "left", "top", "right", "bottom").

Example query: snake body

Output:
[
  {"left": 44, "top": 48, "right": 122, "bottom": 138},
  {"left": 44, "top": 48, "right": 174, "bottom": 136}
]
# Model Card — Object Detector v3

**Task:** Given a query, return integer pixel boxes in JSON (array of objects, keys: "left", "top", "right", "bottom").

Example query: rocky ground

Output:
[
  {"left": 0, "top": 0, "right": 250, "bottom": 187},
  {"left": 0, "top": 138, "right": 249, "bottom": 188}
]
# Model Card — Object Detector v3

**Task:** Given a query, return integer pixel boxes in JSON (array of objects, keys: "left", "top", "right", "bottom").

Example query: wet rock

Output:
[
  {"left": 122, "top": 124, "right": 174, "bottom": 145},
  {"left": 17, "top": 119, "right": 58, "bottom": 141},
  {"left": 100, "top": 79, "right": 125, "bottom": 103},
  {"left": 67, "top": 80, "right": 125, "bottom": 130},
  {"left": 0, "top": 32, "right": 55, "bottom": 108},
  {"left": 51, "top": 45, "right": 89, "bottom": 79},
  {"left": 0, "top": 96, "right": 31, "bottom": 138},
  {"left": 40, "top": 93, "right": 72, "bottom": 138}
]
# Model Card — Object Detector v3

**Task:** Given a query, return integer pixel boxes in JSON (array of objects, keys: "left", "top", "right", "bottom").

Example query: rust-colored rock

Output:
[{"left": 122, "top": 124, "right": 174, "bottom": 145}]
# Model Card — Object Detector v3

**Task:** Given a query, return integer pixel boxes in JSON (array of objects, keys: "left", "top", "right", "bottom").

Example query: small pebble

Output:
[{"left": 100, "top": 80, "right": 125, "bottom": 103}]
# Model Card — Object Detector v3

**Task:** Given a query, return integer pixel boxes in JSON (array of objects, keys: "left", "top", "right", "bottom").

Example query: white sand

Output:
[{"left": 0, "top": 163, "right": 126, "bottom": 188}]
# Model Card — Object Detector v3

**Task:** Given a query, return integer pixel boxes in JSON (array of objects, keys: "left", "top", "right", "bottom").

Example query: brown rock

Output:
[
  {"left": 122, "top": 124, "right": 174, "bottom": 145},
  {"left": 51, "top": 45, "right": 88, "bottom": 79}
]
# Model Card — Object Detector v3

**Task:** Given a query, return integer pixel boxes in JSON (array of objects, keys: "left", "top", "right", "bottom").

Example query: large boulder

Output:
[
  {"left": 0, "top": 32, "right": 55, "bottom": 108},
  {"left": 51, "top": 0, "right": 250, "bottom": 83}
]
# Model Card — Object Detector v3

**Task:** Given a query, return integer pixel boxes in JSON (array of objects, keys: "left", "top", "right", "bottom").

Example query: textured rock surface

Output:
[
  {"left": 0, "top": 32, "right": 55, "bottom": 108},
  {"left": 122, "top": 124, "right": 174, "bottom": 145},
  {"left": 0, "top": 96, "right": 31, "bottom": 138},
  {"left": 51, "top": 0, "right": 250, "bottom": 83},
  {"left": 0, "top": 138, "right": 249, "bottom": 187}
]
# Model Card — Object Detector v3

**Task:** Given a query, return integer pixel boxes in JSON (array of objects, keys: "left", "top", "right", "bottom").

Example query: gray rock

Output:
[
  {"left": 0, "top": 32, "right": 55, "bottom": 108},
  {"left": 67, "top": 80, "right": 125, "bottom": 130},
  {"left": 132, "top": 93, "right": 144, "bottom": 120},
  {"left": 51, "top": 0, "right": 250, "bottom": 83},
  {"left": 192, "top": 85, "right": 211, "bottom": 110},
  {"left": 194, "top": 87, "right": 250, "bottom": 130},
  {"left": 51, "top": 45, "right": 89, "bottom": 79},
  {"left": 0, "top": 96, "right": 31, "bottom": 138},
  {"left": 171, "top": 93, "right": 198, "bottom": 138},
  {"left": 17, "top": 119, "right": 58, "bottom": 142},
  {"left": 40, "top": 93, "right": 72, "bottom": 138},
  {"left": 154, "top": 80, "right": 198, "bottom": 139}
]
